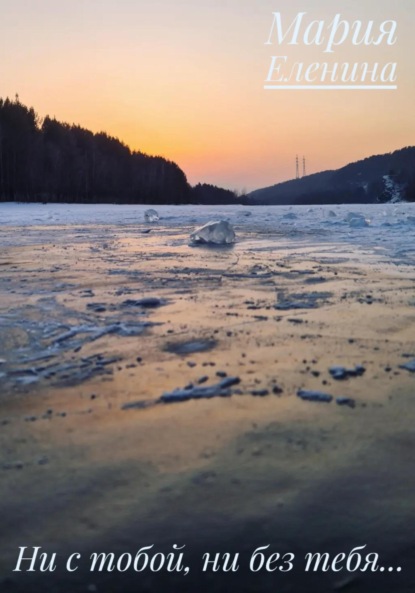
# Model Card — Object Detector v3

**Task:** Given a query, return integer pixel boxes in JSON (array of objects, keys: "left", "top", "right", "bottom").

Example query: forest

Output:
[
  {"left": 2, "top": 96, "right": 414, "bottom": 207},
  {"left": 0, "top": 96, "right": 239, "bottom": 205},
  {"left": 248, "top": 146, "right": 415, "bottom": 205}
]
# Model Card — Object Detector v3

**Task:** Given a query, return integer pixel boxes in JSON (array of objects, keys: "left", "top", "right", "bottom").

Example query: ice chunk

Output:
[
  {"left": 345, "top": 211, "right": 367, "bottom": 222},
  {"left": 345, "top": 212, "right": 369, "bottom": 228},
  {"left": 349, "top": 217, "right": 369, "bottom": 228},
  {"left": 144, "top": 209, "right": 159, "bottom": 222},
  {"left": 190, "top": 220, "right": 236, "bottom": 245},
  {"left": 345, "top": 212, "right": 361, "bottom": 221}
]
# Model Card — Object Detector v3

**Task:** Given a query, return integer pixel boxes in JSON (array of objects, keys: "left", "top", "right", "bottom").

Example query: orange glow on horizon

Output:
[{"left": 1, "top": 0, "right": 414, "bottom": 191}]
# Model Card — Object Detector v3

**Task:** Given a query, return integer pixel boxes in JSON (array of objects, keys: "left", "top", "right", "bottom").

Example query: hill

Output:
[{"left": 248, "top": 147, "right": 415, "bottom": 205}]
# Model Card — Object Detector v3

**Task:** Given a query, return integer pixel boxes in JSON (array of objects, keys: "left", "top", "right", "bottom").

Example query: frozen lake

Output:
[
  {"left": 1, "top": 202, "right": 415, "bottom": 262},
  {"left": 1, "top": 200, "right": 415, "bottom": 593}
]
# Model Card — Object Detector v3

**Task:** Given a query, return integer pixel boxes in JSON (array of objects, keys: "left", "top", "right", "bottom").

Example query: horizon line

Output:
[{"left": 264, "top": 85, "right": 398, "bottom": 91}]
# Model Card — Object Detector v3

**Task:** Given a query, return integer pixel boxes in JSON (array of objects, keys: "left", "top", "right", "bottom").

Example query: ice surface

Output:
[
  {"left": 190, "top": 220, "right": 236, "bottom": 245},
  {"left": 144, "top": 209, "right": 159, "bottom": 222},
  {"left": 282, "top": 212, "right": 298, "bottom": 220},
  {"left": 1, "top": 202, "right": 415, "bottom": 260}
]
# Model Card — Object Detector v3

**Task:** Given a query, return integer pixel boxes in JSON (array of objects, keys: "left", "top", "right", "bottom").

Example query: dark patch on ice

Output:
[
  {"left": 188, "top": 242, "right": 235, "bottom": 251},
  {"left": 164, "top": 339, "right": 218, "bottom": 355},
  {"left": 0, "top": 295, "right": 159, "bottom": 389},
  {"left": 217, "top": 376, "right": 241, "bottom": 389},
  {"left": 52, "top": 322, "right": 153, "bottom": 346},
  {"left": 48, "top": 354, "right": 122, "bottom": 387},
  {"left": 297, "top": 390, "right": 333, "bottom": 403},
  {"left": 399, "top": 359, "right": 415, "bottom": 373},
  {"left": 121, "top": 400, "right": 156, "bottom": 411},
  {"left": 107, "top": 269, "right": 143, "bottom": 277},
  {"left": 336, "top": 397, "right": 356, "bottom": 408},
  {"left": 6, "top": 354, "right": 123, "bottom": 388},
  {"left": 120, "top": 297, "right": 165, "bottom": 309},
  {"left": 329, "top": 365, "right": 366, "bottom": 380},
  {"left": 80, "top": 289, "right": 95, "bottom": 298},
  {"left": 86, "top": 303, "right": 107, "bottom": 313},
  {"left": 86, "top": 291, "right": 168, "bottom": 313},
  {"left": 304, "top": 276, "right": 328, "bottom": 285},
  {"left": 282, "top": 213, "right": 298, "bottom": 220},
  {"left": 251, "top": 389, "right": 269, "bottom": 397},
  {"left": 223, "top": 272, "right": 273, "bottom": 280},
  {"left": 275, "top": 291, "right": 333, "bottom": 310},
  {"left": 114, "top": 287, "right": 137, "bottom": 296},
  {"left": 320, "top": 258, "right": 350, "bottom": 264},
  {"left": 19, "top": 353, "right": 57, "bottom": 365},
  {"left": 122, "top": 377, "right": 241, "bottom": 409},
  {"left": 160, "top": 384, "right": 232, "bottom": 403},
  {"left": 357, "top": 295, "right": 380, "bottom": 305}
]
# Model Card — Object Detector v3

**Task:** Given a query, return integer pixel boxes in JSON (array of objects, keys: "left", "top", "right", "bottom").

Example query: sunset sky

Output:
[{"left": 1, "top": 0, "right": 414, "bottom": 191}]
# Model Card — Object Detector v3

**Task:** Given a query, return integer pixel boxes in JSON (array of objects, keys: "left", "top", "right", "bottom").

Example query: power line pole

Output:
[
  {"left": 302, "top": 156, "right": 306, "bottom": 178},
  {"left": 296, "top": 155, "right": 299, "bottom": 180}
]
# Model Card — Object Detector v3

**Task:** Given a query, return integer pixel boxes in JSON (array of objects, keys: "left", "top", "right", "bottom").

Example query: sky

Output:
[{"left": 0, "top": 0, "right": 414, "bottom": 191}]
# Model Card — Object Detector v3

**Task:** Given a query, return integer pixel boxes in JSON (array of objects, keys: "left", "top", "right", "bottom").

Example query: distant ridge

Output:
[{"left": 248, "top": 147, "right": 415, "bottom": 205}]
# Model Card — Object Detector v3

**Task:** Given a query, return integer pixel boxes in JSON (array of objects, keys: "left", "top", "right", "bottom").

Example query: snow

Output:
[{"left": 382, "top": 175, "right": 403, "bottom": 203}]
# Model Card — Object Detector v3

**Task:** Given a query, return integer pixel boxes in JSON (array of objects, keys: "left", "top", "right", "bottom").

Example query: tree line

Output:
[{"left": 0, "top": 96, "right": 240, "bottom": 205}]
